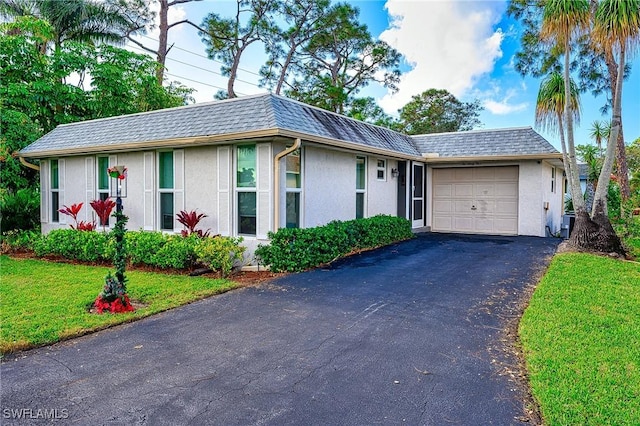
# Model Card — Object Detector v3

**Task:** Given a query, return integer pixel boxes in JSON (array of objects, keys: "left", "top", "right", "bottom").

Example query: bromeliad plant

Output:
[
  {"left": 177, "top": 209, "right": 211, "bottom": 237},
  {"left": 90, "top": 198, "right": 116, "bottom": 231},
  {"left": 59, "top": 203, "right": 96, "bottom": 231}
]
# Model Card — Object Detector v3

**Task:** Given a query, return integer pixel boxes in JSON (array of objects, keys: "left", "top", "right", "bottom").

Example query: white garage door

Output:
[{"left": 432, "top": 166, "right": 519, "bottom": 235}]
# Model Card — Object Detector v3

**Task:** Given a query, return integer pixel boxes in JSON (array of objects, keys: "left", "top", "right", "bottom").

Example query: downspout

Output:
[
  {"left": 273, "top": 138, "right": 301, "bottom": 230},
  {"left": 20, "top": 156, "right": 40, "bottom": 171}
]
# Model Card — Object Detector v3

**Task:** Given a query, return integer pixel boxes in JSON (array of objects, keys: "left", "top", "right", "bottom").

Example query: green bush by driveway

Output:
[{"left": 255, "top": 215, "right": 413, "bottom": 272}]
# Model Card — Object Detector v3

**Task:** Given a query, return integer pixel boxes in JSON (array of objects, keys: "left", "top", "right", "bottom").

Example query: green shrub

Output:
[
  {"left": 33, "top": 229, "right": 111, "bottom": 262},
  {"left": 194, "top": 236, "right": 245, "bottom": 276},
  {"left": 152, "top": 234, "right": 201, "bottom": 269},
  {"left": 125, "top": 231, "right": 166, "bottom": 266},
  {"left": 0, "top": 229, "right": 41, "bottom": 253},
  {"left": 256, "top": 215, "right": 413, "bottom": 272},
  {"left": 0, "top": 187, "right": 40, "bottom": 233}
]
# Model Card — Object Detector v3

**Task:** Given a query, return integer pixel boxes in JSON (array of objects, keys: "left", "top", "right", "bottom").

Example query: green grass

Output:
[
  {"left": 520, "top": 253, "right": 640, "bottom": 425},
  {"left": 1, "top": 256, "right": 239, "bottom": 354}
]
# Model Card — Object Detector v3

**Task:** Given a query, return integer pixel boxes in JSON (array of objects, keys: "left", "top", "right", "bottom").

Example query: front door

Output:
[{"left": 412, "top": 162, "right": 424, "bottom": 228}]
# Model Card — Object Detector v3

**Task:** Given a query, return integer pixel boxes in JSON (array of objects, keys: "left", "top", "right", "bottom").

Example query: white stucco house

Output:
[{"left": 19, "top": 93, "right": 565, "bottom": 257}]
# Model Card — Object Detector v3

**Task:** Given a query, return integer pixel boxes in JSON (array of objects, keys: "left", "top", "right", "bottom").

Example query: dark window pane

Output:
[
  {"left": 413, "top": 200, "right": 423, "bottom": 220},
  {"left": 356, "top": 157, "right": 366, "bottom": 189},
  {"left": 286, "top": 150, "right": 301, "bottom": 189},
  {"left": 52, "top": 192, "right": 59, "bottom": 222},
  {"left": 159, "top": 152, "right": 174, "bottom": 189},
  {"left": 356, "top": 193, "right": 364, "bottom": 219},
  {"left": 160, "top": 192, "right": 174, "bottom": 230},
  {"left": 286, "top": 192, "right": 300, "bottom": 228},
  {"left": 413, "top": 165, "right": 423, "bottom": 198},
  {"left": 238, "top": 192, "right": 256, "bottom": 235},
  {"left": 51, "top": 160, "right": 59, "bottom": 189},
  {"left": 237, "top": 145, "right": 256, "bottom": 188},
  {"left": 98, "top": 157, "right": 109, "bottom": 190},
  {"left": 377, "top": 170, "right": 384, "bottom": 180}
]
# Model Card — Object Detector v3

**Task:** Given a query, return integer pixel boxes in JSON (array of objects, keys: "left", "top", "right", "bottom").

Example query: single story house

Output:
[{"left": 19, "top": 93, "right": 565, "bottom": 259}]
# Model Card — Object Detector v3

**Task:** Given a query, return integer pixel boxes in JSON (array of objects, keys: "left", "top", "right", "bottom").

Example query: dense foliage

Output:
[
  {"left": 28, "top": 229, "right": 245, "bottom": 273},
  {"left": 255, "top": 215, "right": 413, "bottom": 272}
]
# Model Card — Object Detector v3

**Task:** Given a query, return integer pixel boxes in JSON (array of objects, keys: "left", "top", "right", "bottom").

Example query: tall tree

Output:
[
  {"left": 285, "top": 3, "right": 401, "bottom": 114},
  {"left": 508, "top": 0, "right": 633, "bottom": 200},
  {"left": 538, "top": 0, "right": 626, "bottom": 253},
  {"left": 534, "top": 72, "right": 581, "bottom": 183},
  {"left": 259, "top": 0, "right": 331, "bottom": 95},
  {"left": 591, "top": 0, "right": 640, "bottom": 216},
  {"left": 126, "top": 0, "right": 200, "bottom": 85},
  {"left": 344, "top": 97, "right": 396, "bottom": 129},
  {"left": 0, "top": 17, "right": 193, "bottom": 193},
  {"left": 197, "top": 0, "right": 278, "bottom": 98},
  {"left": 0, "top": 0, "right": 146, "bottom": 51},
  {"left": 396, "top": 89, "right": 483, "bottom": 135},
  {"left": 589, "top": 119, "right": 610, "bottom": 157}
]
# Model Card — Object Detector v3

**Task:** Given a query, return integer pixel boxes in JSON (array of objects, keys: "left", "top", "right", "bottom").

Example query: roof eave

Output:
[{"left": 423, "top": 153, "right": 563, "bottom": 163}]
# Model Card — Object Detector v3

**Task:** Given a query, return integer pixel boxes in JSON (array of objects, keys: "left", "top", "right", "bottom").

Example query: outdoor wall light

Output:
[
  {"left": 108, "top": 165, "right": 128, "bottom": 198},
  {"left": 391, "top": 168, "right": 400, "bottom": 178}
]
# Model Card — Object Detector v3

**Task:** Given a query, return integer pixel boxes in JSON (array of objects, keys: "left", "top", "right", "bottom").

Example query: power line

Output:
[
  {"left": 138, "top": 33, "right": 263, "bottom": 78},
  {"left": 164, "top": 71, "right": 247, "bottom": 96},
  {"left": 127, "top": 43, "right": 263, "bottom": 89}
]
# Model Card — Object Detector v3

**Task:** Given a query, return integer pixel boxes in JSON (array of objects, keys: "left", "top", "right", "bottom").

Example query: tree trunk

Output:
[
  {"left": 592, "top": 47, "right": 624, "bottom": 217},
  {"left": 275, "top": 46, "right": 296, "bottom": 95},
  {"left": 227, "top": 52, "right": 241, "bottom": 98},
  {"left": 563, "top": 43, "right": 584, "bottom": 213},
  {"left": 157, "top": 0, "right": 169, "bottom": 85},
  {"left": 604, "top": 48, "right": 631, "bottom": 200},
  {"left": 570, "top": 205, "right": 625, "bottom": 256}
]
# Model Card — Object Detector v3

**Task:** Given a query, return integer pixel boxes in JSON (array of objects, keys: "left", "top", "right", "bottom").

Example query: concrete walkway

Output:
[{"left": 1, "top": 233, "right": 558, "bottom": 425}]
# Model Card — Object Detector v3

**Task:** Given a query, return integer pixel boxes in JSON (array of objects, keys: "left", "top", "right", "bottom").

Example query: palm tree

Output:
[
  {"left": 540, "top": 0, "right": 591, "bottom": 218},
  {"left": 535, "top": 71, "right": 581, "bottom": 186},
  {"left": 592, "top": 0, "right": 640, "bottom": 216},
  {"left": 0, "top": 0, "right": 134, "bottom": 51},
  {"left": 589, "top": 120, "right": 610, "bottom": 158}
]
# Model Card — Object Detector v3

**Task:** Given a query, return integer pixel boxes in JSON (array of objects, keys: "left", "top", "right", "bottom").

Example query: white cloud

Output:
[
  {"left": 483, "top": 98, "right": 528, "bottom": 115},
  {"left": 378, "top": 0, "right": 506, "bottom": 113}
]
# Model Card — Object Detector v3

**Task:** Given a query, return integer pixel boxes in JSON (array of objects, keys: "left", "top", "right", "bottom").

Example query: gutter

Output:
[
  {"left": 273, "top": 138, "right": 301, "bottom": 231},
  {"left": 19, "top": 156, "right": 40, "bottom": 171}
]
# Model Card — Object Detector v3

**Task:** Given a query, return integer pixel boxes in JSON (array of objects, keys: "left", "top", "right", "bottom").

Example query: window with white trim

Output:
[
  {"left": 286, "top": 148, "right": 302, "bottom": 228},
  {"left": 551, "top": 167, "right": 556, "bottom": 193},
  {"left": 158, "top": 151, "right": 174, "bottom": 230},
  {"left": 237, "top": 145, "right": 257, "bottom": 235},
  {"left": 376, "top": 159, "right": 386, "bottom": 181},
  {"left": 356, "top": 156, "right": 366, "bottom": 219},
  {"left": 96, "top": 156, "right": 110, "bottom": 226},
  {"left": 51, "top": 159, "right": 60, "bottom": 222}
]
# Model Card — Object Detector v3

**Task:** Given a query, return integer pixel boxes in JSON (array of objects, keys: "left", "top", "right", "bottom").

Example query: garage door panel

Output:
[
  {"left": 454, "top": 168, "right": 474, "bottom": 181},
  {"left": 474, "top": 183, "right": 495, "bottom": 198},
  {"left": 454, "top": 184, "right": 473, "bottom": 197},
  {"left": 454, "top": 200, "right": 473, "bottom": 213},
  {"left": 434, "top": 184, "right": 452, "bottom": 197},
  {"left": 453, "top": 216, "right": 474, "bottom": 231},
  {"left": 496, "top": 200, "right": 518, "bottom": 215},
  {"left": 433, "top": 200, "right": 452, "bottom": 213},
  {"left": 432, "top": 166, "right": 518, "bottom": 236},
  {"left": 496, "top": 182, "right": 517, "bottom": 197}
]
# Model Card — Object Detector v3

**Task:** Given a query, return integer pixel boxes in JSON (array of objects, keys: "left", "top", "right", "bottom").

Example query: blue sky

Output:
[{"left": 127, "top": 0, "right": 640, "bottom": 151}]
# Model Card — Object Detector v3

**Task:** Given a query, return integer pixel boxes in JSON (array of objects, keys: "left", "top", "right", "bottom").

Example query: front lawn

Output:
[
  {"left": 1, "top": 256, "right": 239, "bottom": 354},
  {"left": 520, "top": 253, "right": 640, "bottom": 425}
]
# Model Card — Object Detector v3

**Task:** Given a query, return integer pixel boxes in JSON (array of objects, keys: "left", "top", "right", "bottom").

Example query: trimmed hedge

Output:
[
  {"left": 255, "top": 215, "right": 413, "bottom": 272},
  {"left": 30, "top": 229, "right": 245, "bottom": 272}
]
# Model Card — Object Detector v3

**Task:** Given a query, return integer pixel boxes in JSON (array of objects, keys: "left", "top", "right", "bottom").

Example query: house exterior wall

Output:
[
  {"left": 302, "top": 145, "right": 398, "bottom": 228},
  {"left": 542, "top": 161, "right": 565, "bottom": 235}
]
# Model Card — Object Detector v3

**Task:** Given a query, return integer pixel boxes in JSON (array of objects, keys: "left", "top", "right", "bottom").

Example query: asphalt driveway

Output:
[{"left": 2, "top": 233, "right": 558, "bottom": 425}]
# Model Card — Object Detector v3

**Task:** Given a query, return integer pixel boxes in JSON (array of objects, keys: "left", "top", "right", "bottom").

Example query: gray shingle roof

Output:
[
  {"left": 20, "top": 93, "right": 420, "bottom": 157},
  {"left": 411, "top": 127, "right": 559, "bottom": 158}
]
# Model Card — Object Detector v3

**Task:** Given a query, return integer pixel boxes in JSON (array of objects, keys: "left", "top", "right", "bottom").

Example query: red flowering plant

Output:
[
  {"left": 90, "top": 198, "right": 116, "bottom": 231},
  {"left": 176, "top": 209, "right": 211, "bottom": 237},
  {"left": 59, "top": 203, "right": 96, "bottom": 231},
  {"left": 94, "top": 272, "right": 134, "bottom": 313}
]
